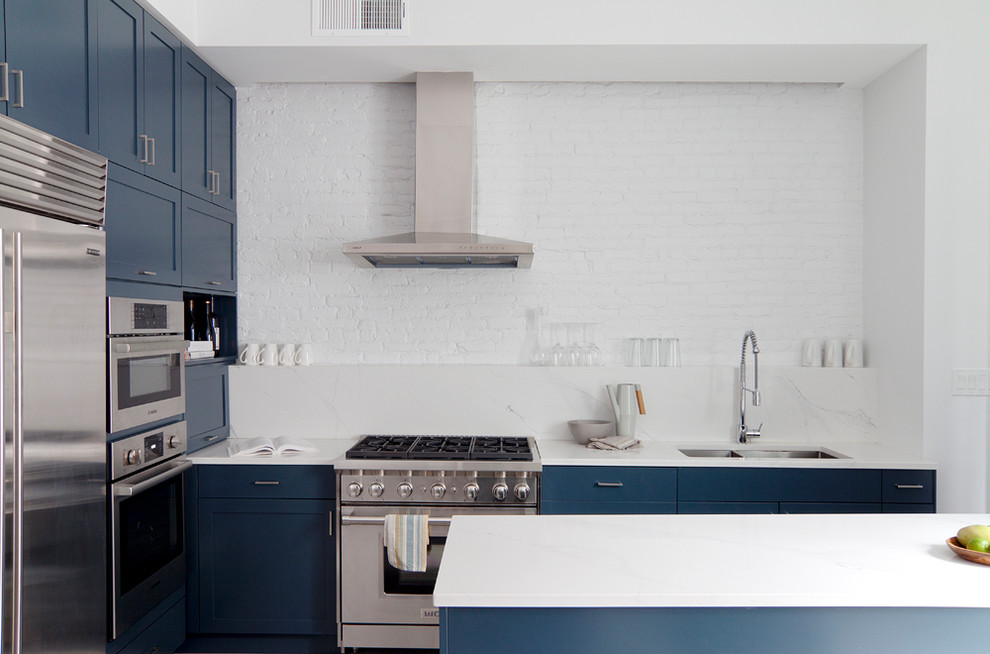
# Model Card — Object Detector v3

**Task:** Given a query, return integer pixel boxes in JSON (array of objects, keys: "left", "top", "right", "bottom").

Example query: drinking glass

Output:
[
  {"left": 583, "top": 323, "right": 602, "bottom": 366},
  {"left": 662, "top": 338, "right": 682, "bottom": 367},
  {"left": 567, "top": 323, "right": 584, "bottom": 366},
  {"left": 627, "top": 338, "right": 644, "bottom": 367},
  {"left": 550, "top": 323, "right": 567, "bottom": 367},
  {"left": 647, "top": 338, "right": 663, "bottom": 366}
]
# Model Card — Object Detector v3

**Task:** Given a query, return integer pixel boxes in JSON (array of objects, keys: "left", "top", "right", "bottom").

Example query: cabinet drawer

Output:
[
  {"left": 678, "top": 501, "right": 779, "bottom": 514},
  {"left": 882, "top": 470, "right": 935, "bottom": 504},
  {"left": 543, "top": 466, "right": 676, "bottom": 503},
  {"left": 198, "top": 465, "right": 334, "bottom": 500},
  {"left": 678, "top": 468, "right": 881, "bottom": 503},
  {"left": 541, "top": 500, "right": 676, "bottom": 515},
  {"left": 113, "top": 593, "right": 185, "bottom": 654}
]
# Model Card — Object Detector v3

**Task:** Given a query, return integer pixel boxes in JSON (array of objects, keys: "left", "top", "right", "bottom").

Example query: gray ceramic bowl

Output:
[{"left": 567, "top": 419, "right": 613, "bottom": 444}]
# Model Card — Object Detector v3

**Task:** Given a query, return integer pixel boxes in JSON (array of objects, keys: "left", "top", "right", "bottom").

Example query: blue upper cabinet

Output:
[
  {"left": 181, "top": 47, "right": 236, "bottom": 211},
  {"left": 106, "top": 164, "right": 182, "bottom": 285},
  {"left": 1, "top": 0, "right": 99, "bottom": 150},
  {"left": 97, "top": 0, "right": 182, "bottom": 187},
  {"left": 182, "top": 194, "right": 236, "bottom": 292}
]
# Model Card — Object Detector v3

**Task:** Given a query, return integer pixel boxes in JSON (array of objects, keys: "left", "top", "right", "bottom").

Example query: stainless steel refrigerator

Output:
[{"left": 0, "top": 114, "right": 108, "bottom": 653}]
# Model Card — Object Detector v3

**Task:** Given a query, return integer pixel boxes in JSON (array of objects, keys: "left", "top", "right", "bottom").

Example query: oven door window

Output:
[
  {"left": 383, "top": 537, "right": 445, "bottom": 595},
  {"left": 119, "top": 473, "right": 184, "bottom": 594},
  {"left": 117, "top": 352, "right": 182, "bottom": 410}
]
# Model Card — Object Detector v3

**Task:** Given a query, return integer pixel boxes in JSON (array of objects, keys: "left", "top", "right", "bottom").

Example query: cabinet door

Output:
[
  {"left": 677, "top": 501, "right": 779, "bottom": 514},
  {"left": 182, "top": 195, "right": 236, "bottom": 291},
  {"left": 97, "top": 0, "right": 144, "bottom": 170},
  {"left": 198, "top": 498, "right": 335, "bottom": 635},
  {"left": 185, "top": 363, "right": 229, "bottom": 452},
  {"left": 105, "top": 164, "right": 181, "bottom": 284},
  {"left": 180, "top": 47, "right": 213, "bottom": 201},
  {"left": 541, "top": 500, "right": 676, "bottom": 515},
  {"left": 210, "top": 74, "right": 236, "bottom": 210},
  {"left": 142, "top": 13, "right": 181, "bottom": 187},
  {"left": 111, "top": 594, "right": 185, "bottom": 654},
  {"left": 4, "top": 0, "right": 99, "bottom": 150}
]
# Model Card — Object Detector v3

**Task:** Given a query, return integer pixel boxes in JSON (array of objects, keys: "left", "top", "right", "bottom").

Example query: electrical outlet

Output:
[{"left": 952, "top": 368, "right": 990, "bottom": 396}]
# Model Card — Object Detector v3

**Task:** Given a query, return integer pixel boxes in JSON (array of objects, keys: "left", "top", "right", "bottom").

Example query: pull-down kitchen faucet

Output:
[{"left": 739, "top": 330, "right": 762, "bottom": 443}]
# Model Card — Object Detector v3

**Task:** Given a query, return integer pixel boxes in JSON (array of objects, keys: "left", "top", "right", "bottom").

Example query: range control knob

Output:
[
  {"left": 347, "top": 482, "right": 363, "bottom": 498},
  {"left": 397, "top": 482, "right": 413, "bottom": 498},
  {"left": 463, "top": 482, "right": 480, "bottom": 501},
  {"left": 430, "top": 483, "right": 446, "bottom": 499},
  {"left": 492, "top": 483, "right": 509, "bottom": 501},
  {"left": 514, "top": 483, "right": 531, "bottom": 501},
  {"left": 369, "top": 482, "right": 384, "bottom": 498},
  {"left": 125, "top": 449, "right": 141, "bottom": 466},
  {"left": 168, "top": 435, "right": 181, "bottom": 449}
]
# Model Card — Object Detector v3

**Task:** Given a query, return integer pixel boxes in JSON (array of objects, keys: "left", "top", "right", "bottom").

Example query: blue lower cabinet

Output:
[
  {"left": 678, "top": 501, "right": 779, "bottom": 514},
  {"left": 441, "top": 606, "right": 990, "bottom": 654},
  {"left": 185, "top": 363, "right": 229, "bottom": 452},
  {"left": 542, "top": 466, "right": 676, "bottom": 514},
  {"left": 197, "top": 497, "right": 335, "bottom": 635}
]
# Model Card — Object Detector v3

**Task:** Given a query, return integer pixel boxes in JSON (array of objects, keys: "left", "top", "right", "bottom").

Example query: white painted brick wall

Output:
[{"left": 236, "top": 82, "right": 863, "bottom": 365}]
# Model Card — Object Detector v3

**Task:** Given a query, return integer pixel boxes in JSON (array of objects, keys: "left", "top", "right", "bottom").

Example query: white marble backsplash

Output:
[{"left": 229, "top": 365, "right": 880, "bottom": 446}]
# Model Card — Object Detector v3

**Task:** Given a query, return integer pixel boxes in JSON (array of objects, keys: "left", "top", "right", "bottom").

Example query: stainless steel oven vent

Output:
[{"left": 343, "top": 72, "right": 535, "bottom": 269}]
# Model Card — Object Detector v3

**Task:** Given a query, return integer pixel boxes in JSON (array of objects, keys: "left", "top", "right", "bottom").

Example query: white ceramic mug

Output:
[
  {"left": 843, "top": 339, "right": 864, "bottom": 367},
  {"left": 278, "top": 343, "right": 297, "bottom": 367},
  {"left": 295, "top": 344, "right": 313, "bottom": 366},
  {"left": 260, "top": 343, "right": 279, "bottom": 367},
  {"left": 801, "top": 339, "right": 822, "bottom": 367},
  {"left": 823, "top": 339, "right": 843, "bottom": 367},
  {"left": 239, "top": 343, "right": 261, "bottom": 366}
]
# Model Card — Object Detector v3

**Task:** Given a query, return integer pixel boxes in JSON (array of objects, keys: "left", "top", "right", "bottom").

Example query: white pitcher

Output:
[{"left": 607, "top": 383, "right": 643, "bottom": 438}]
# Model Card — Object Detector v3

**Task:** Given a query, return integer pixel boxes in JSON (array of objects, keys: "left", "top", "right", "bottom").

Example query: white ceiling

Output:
[{"left": 198, "top": 43, "right": 922, "bottom": 88}]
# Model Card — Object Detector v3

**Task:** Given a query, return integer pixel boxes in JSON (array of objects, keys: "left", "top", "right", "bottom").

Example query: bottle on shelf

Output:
[
  {"left": 185, "top": 298, "right": 198, "bottom": 342},
  {"left": 206, "top": 298, "right": 221, "bottom": 352}
]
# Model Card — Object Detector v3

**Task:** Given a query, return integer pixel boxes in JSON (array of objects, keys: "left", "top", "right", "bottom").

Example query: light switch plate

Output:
[{"left": 952, "top": 368, "right": 990, "bottom": 395}]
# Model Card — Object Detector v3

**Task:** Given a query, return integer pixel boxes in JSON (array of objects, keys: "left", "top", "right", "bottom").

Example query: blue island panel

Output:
[{"left": 441, "top": 606, "right": 990, "bottom": 654}]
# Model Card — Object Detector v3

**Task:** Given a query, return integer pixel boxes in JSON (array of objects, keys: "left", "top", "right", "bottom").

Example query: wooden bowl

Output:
[{"left": 946, "top": 537, "right": 990, "bottom": 566}]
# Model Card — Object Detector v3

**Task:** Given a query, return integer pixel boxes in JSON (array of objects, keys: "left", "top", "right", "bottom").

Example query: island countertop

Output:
[{"left": 433, "top": 513, "right": 990, "bottom": 609}]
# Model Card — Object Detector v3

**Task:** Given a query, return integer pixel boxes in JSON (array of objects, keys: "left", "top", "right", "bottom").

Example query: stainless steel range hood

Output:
[{"left": 343, "top": 72, "right": 534, "bottom": 269}]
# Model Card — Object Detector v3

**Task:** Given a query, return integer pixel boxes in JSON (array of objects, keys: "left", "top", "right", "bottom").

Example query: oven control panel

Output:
[
  {"left": 110, "top": 421, "right": 187, "bottom": 481},
  {"left": 338, "top": 469, "right": 539, "bottom": 506}
]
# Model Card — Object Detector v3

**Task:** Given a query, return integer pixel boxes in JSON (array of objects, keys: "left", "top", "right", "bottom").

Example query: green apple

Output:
[{"left": 957, "top": 524, "right": 990, "bottom": 548}]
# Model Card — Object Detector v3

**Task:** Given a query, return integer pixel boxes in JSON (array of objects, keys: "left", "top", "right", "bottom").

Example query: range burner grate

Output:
[{"left": 346, "top": 434, "right": 533, "bottom": 461}]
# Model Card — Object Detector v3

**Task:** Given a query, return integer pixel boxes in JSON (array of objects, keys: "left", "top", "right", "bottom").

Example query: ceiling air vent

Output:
[{"left": 313, "top": 0, "right": 409, "bottom": 35}]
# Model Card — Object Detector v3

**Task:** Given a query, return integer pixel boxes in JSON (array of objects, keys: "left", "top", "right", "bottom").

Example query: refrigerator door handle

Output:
[
  {"left": 0, "top": 228, "right": 5, "bottom": 654},
  {"left": 11, "top": 232, "right": 23, "bottom": 654}
]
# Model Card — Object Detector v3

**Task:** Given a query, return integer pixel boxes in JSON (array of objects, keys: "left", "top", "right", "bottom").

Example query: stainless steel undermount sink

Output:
[{"left": 679, "top": 447, "right": 847, "bottom": 460}]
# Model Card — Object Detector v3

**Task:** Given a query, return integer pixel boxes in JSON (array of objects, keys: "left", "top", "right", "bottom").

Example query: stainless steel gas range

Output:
[{"left": 336, "top": 435, "right": 541, "bottom": 651}]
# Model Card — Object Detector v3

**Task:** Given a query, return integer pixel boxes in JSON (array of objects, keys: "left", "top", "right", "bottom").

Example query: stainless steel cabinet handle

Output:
[
  {"left": 206, "top": 281, "right": 222, "bottom": 286},
  {"left": 207, "top": 170, "right": 216, "bottom": 194},
  {"left": 214, "top": 172, "right": 221, "bottom": 196},
  {"left": 138, "top": 135, "right": 149, "bottom": 164},
  {"left": 11, "top": 69, "right": 23, "bottom": 108},
  {"left": 204, "top": 435, "right": 219, "bottom": 442},
  {"left": 253, "top": 481, "right": 280, "bottom": 486},
  {"left": 0, "top": 62, "right": 8, "bottom": 102},
  {"left": 595, "top": 482, "right": 623, "bottom": 488},
  {"left": 12, "top": 233, "right": 23, "bottom": 654},
  {"left": 895, "top": 484, "right": 924, "bottom": 489},
  {"left": 137, "top": 269, "right": 157, "bottom": 276},
  {"left": 148, "top": 137, "right": 156, "bottom": 166}
]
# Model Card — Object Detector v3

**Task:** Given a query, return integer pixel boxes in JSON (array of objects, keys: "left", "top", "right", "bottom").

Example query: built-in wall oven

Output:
[
  {"left": 337, "top": 435, "right": 541, "bottom": 651},
  {"left": 109, "top": 421, "right": 191, "bottom": 639},
  {"left": 108, "top": 297, "right": 185, "bottom": 433}
]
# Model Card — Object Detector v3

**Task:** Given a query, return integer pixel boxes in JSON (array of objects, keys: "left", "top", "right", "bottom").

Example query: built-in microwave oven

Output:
[{"left": 108, "top": 297, "right": 185, "bottom": 433}]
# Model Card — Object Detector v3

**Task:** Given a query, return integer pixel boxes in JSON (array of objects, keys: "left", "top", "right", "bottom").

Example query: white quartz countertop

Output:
[
  {"left": 433, "top": 513, "right": 990, "bottom": 609},
  {"left": 189, "top": 436, "right": 934, "bottom": 470},
  {"left": 536, "top": 439, "right": 936, "bottom": 469},
  {"left": 188, "top": 437, "right": 354, "bottom": 464}
]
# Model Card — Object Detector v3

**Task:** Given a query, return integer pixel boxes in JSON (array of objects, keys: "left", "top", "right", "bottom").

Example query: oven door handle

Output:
[
  {"left": 111, "top": 340, "right": 184, "bottom": 356},
  {"left": 340, "top": 515, "right": 452, "bottom": 527},
  {"left": 113, "top": 460, "right": 193, "bottom": 497}
]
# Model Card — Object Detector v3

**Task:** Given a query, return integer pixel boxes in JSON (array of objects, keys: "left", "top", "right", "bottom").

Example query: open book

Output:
[{"left": 227, "top": 436, "right": 319, "bottom": 457}]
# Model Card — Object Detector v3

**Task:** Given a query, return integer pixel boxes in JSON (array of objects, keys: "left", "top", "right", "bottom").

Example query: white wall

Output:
[
  {"left": 863, "top": 51, "right": 926, "bottom": 455},
  {"left": 237, "top": 82, "right": 864, "bottom": 366}
]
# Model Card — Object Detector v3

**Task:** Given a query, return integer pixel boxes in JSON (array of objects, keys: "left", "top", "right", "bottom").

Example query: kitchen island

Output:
[{"left": 434, "top": 513, "right": 990, "bottom": 653}]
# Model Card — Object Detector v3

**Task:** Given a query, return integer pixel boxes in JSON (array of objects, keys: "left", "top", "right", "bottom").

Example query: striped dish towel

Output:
[
  {"left": 384, "top": 514, "right": 429, "bottom": 572},
  {"left": 587, "top": 435, "right": 641, "bottom": 450}
]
